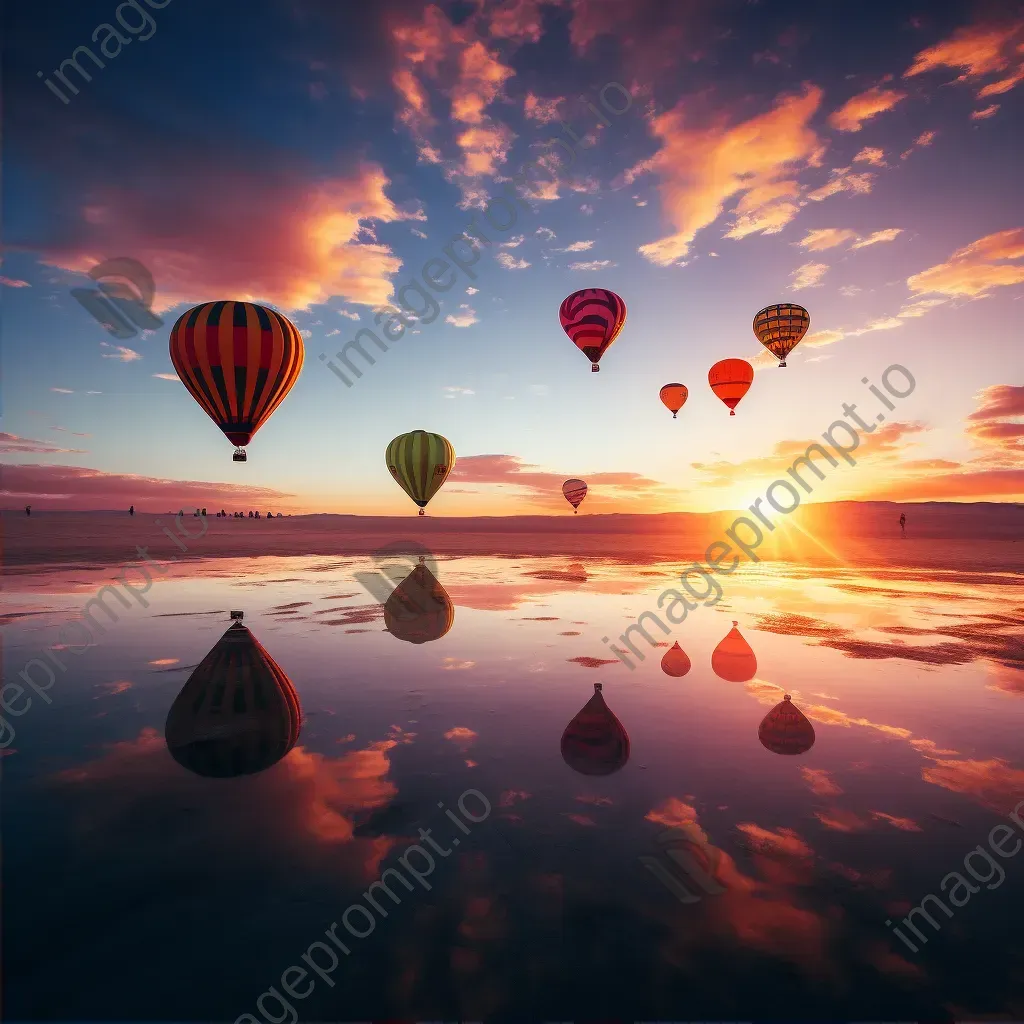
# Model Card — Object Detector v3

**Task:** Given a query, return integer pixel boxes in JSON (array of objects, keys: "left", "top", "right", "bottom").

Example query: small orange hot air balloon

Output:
[
  {"left": 759, "top": 694, "right": 815, "bottom": 755},
  {"left": 384, "top": 561, "right": 454, "bottom": 644},
  {"left": 562, "top": 478, "right": 588, "bottom": 513},
  {"left": 753, "top": 303, "right": 810, "bottom": 367},
  {"left": 659, "top": 383, "right": 689, "bottom": 419},
  {"left": 559, "top": 288, "right": 626, "bottom": 372},
  {"left": 661, "top": 641, "right": 691, "bottom": 677},
  {"left": 711, "top": 620, "right": 757, "bottom": 682},
  {"left": 708, "top": 359, "right": 753, "bottom": 415},
  {"left": 560, "top": 682, "right": 630, "bottom": 776}
]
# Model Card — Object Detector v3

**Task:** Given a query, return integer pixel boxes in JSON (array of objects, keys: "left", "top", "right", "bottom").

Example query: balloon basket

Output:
[
  {"left": 418, "top": 509, "right": 425, "bottom": 516},
  {"left": 779, "top": 361, "right": 787, "bottom": 368},
  {"left": 233, "top": 447, "right": 247, "bottom": 462},
  {"left": 729, "top": 410, "right": 736, "bottom": 416},
  {"left": 591, "top": 364, "right": 599, "bottom": 372},
  {"left": 672, "top": 412, "right": 677, "bottom": 419}
]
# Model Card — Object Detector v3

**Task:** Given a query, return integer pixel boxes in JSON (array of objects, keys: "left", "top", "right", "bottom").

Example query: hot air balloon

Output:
[
  {"left": 561, "top": 682, "right": 630, "bottom": 776},
  {"left": 758, "top": 694, "right": 815, "bottom": 755},
  {"left": 708, "top": 359, "right": 753, "bottom": 416},
  {"left": 169, "top": 301, "right": 304, "bottom": 462},
  {"left": 660, "top": 383, "right": 689, "bottom": 419},
  {"left": 562, "top": 478, "right": 587, "bottom": 513},
  {"left": 386, "top": 430, "right": 455, "bottom": 516},
  {"left": 383, "top": 560, "right": 455, "bottom": 644},
  {"left": 711, "top": 621, "right": 757, "bottom": 682},
  {"left": 753, "top": 303, "right": 810, "bottom": 367},
  {"left": 661, "top": 641, "right": 691, "bottom": 677},
  {"left": 559, "top": 288, "right": 626, "bottom": 372},
  {"left": 164, "top": 614, "right": 301, "bottom": 778}
]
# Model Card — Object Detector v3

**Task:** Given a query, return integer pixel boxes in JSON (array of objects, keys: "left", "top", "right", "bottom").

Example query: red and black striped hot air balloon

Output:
[
  {"left": 758, "top": 694, "right": 816, "bottom": 755},
  {"left": 169, "top": 301, "right": 305, "bottom": 462},
  {"left": 164, "top": 616, "right": 301, "bottom": 778},
  {"left": 708, "top": 358, "right": 753, "bottom": 416},
  {"left": 562, "top": 478, "right": 588, "bottom": 513},
  {"left": 711, "top": 621, "right": 757, "bottom": 682},
  {"left": 559, "top": 288, "right": 626, "bottom": 372},
  {"left": 384, "top": 561, "right": 455, "bottom": 645},
  {"left": 560, "top": 682, "right": 630, "bottom": 776}
]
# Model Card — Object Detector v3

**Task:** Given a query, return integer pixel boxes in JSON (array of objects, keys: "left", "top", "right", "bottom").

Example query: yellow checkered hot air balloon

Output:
[{"left": 386, "top": 430, "right": 455, "bottom": 516}]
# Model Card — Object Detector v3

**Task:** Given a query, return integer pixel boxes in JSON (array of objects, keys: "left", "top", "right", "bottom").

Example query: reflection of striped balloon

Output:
[
  {"left": 708, "top": 358, "right": 754, "bottom": 415},
  {"left": 758, "top": 694, "right": 815, "bottom": 755},
  {"left": 384, "top": 563, "right": 455, "bottom": 644},
  {"left": 562, "top": 478, "right": 588, "bottom": 512},
  {"left": 711, "top": 620, "right": 757, "bottom": 681},
  {"left": 165, "top": 622, "right": 301, "bottom": 778},
  {"left": 559, "top": 288, "right": 626, "bottom": 371},
  {"left": 386, "top": 430, "right": 455, "bottom": 512},
  {"left": 753, "top": 304, "right": 810, "bottom": 367},
  {"left": 561, "top": 683, "right": 630, "bottom": 776},
  {"left": 169, "top": 301, "right": 304, "bottom": 448}
]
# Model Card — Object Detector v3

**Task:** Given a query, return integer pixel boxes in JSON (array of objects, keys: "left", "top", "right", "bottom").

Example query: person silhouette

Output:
[
  {"left": 899, "top": 512, "right": 906, "bottom": 538},
  {"left": 248, "top": 510, "right": 253, "bottom": 518},
  {"left": 129, "top": 505, "right": 135, "bottom": 516},
  {"left": 25, "top": 505, "right": 31, "bottom": 517}
]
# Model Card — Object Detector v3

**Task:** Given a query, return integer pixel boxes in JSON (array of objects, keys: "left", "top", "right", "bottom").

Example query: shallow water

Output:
[{"left": 4, "top": 552, "right": 1024, "bottom": 1021}]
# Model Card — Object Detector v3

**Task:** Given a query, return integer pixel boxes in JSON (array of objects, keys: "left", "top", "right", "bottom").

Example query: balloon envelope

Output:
[
  {"left": 661, "top": 641, "right": 692, "bottom": 677},
  {"left": 559, "top": 288, "right": 626, "bottom": 371},
  {"left": 386, "top": 430, "right": 455, "bottom": 512},
  {"left": 561, "top": 683, "right": 630, "bottom": 776},
  {"left": 712, "top": 621, "right": 757, "bottom": 682},
  {"left": 383, "top": 562, "right": 455, "bottom": 644},
  {"left": 759, "top": 694, "right": 815, "bottom": 755},
  {"left": 753, "top": 304, "right": 810, "bottom": 366},
  {"left": 660, "top": 383, "right": 689, "bottom": 418},
  {"left": 708, "top": 359, "right": 754, "bottom": 415},
  {"left": 165, "top": 621, "right": 301, "bottom": 778},
  {"left": 562, "top": 478, "right": 588, "bottom": 511},
  {"left": 169, "top": 301, "right": 304, "bottom": 450}
]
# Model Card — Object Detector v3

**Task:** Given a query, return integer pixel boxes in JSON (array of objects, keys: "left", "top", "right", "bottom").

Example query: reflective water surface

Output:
[{"left": 4, "top": 553, "right": 1024, "bottom": 1021}]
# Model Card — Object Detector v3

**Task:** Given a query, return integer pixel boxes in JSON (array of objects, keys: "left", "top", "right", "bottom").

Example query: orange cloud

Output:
[
  {"left": 971, "top": 103, "right": 1001, "bottom": 119},
  {"left": 922, "top": 756, "right": 1024, "bottom": 816},
  {"left": 0, "top": 433, "right": 87, "bottom": 455},
  {"left": 965, "top": 384, "right": 1024, "bottom": 460},
  {"left": 850, "top": 228, "right": 903, "bottom": 249},
  {"left": 827, "top": 85, "right": 906, "bottom": 132},
  {"left": 790, "top": 261, "right": 828, "bottom": 288},
  {"left": 905, "top": 19, "right": 1024, "bottom": 99},
  {"left": 853, "top": 146, "right": 886, "bottom": 166},
  {"left": 797, "top": 228, "right": 857, "bottom": 251},
  {"left": 907, "top": 227, "right": 1024, "bottom": 298},
  {"left": 806, "top": 166, "right": 874, "bottom": 201},
  {"left": 523, "top": 91, "right": 563, "bottom": 122}
]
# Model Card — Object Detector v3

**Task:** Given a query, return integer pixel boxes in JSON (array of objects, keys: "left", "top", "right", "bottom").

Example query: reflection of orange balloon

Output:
[
  {"left": 759, "top": 694, "right": 815, "bottom": 755},
  {"left": 561, "top": 682, "right": 630, "bottom": 776},
  {"left": 712, "top": 620, "right": 757, "bottom": 682},
  {"left": 661, "top": 641, "right": 691, "bottom": 677},
  {"left": 708, "top": 359, "right": 753, "bottom": 415},
  {"left": 165, "top": 620, "right": 301, "bottom": 778},
  {"left": 384, "top": 562, "right": 454, "bottom": 644},
  {"left": 659, "top": 383, "right": 689, "bottom": 419}
]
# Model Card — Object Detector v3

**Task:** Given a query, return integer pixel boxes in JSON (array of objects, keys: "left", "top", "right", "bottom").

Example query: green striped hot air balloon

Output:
[{"left": 386, "top": 430, "right": 456, "bottom": 515}]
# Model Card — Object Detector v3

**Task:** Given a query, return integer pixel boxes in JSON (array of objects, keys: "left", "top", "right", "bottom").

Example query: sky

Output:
[{"left": 2, "top": 0, "right": 1023, "bottom": 515}]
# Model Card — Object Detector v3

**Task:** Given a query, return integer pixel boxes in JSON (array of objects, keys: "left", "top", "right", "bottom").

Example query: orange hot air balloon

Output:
[
  {"left": 169, "top": 301, "right": 305, "bottom": 462},
  {"left": 711, "top": 620, "right": 757, "bottom": 682},
  {"left": 753, "top": 303, "right": 810, "bottom": 367},
  {"left": 661, "top": 641, "right": 692, "bottom": 677},
  {"left": 759, "top": 694, "right": 816, "bottom": 755},
  {"left": 708, "top": 359, "right": 753, "bottom": 416},
  {"left": 562, "top": 478, "right": 588, "bottom": 513},
  {"left": 384, "top": 561, "right": 454, "bottom": 644},
  {"left": 559, "top": 288, "right": 626, "bottom": 372},
  {"left": 560, "top": 682, "right": 630, "bottom": 776},
  {"left": 164, "top": 616, "right": 301, "bottom": 778},
  {"left": 659, "top": 383, "right": 689, "bottom": 419}
]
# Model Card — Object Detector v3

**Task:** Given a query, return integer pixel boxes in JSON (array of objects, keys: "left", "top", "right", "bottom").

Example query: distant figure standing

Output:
[
  {"left": 129, "top": 505, "right": 135, "bottom": 517},
  {"left": 248, "top": 510, "right": 253, "bottom": 518},
  {"left": 899, "top": 512, "right": 906, "bottom": 538},
  {"left": 25, "top": 505, "right": 31, "bottom": 517},
  {"left": 201, "top": 507, "right": 207, "bottom": 517},
  {"left": 266, "top": 511, "right": 272, "bottom": 519}
]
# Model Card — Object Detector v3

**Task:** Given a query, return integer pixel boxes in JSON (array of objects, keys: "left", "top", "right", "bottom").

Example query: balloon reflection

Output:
[
  {"left": 661, "top": 641, "right": 692, "bottom": 677},
  {"left": 712, "top": 620, "right": 757, "bottom": 682},
  {"left": 561, "top": 682, "right": 630, "bottom": 776},
  {"left": 164, "top": 614, "right": 301, "bottom": 778},
  {"left": 758, "top": 694, "right": 816, "bottom": 755},
  {"left": 384, "top": 560, "right": 455, "bottom": 644}
]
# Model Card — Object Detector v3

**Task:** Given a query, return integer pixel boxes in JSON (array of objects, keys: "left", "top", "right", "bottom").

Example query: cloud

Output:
[
  {"left": 905, "top": 19, "right": 1024, "bottom": 100},
  {"left": 806, "top": 166, "right": 874, "bottom": 201},
  {"left": 152, "top": 372, "right": 179, "bottom": 381},
  {"left": 797, "top": 228, "right": 858, "bottom": 251},
  {"left": 99, "top": 343, "right": 141, "bottom": 362},
  {"left": 839, "top": 285, "right": 862, "bottom": 297},
  {"left": 495, "top": 252, "right": 530, "bottom": 269},
  {"left": 896, "top": 297, "right": 946, "bottom": 318},
  {"left": 906, "top": 228, "right": 1024, "bottom": 298},
  {"left": 523, "top": 92, "right": 562, "bottom": 123},
  {"left": 850, "top": 228, "right": 903, "bottom": 249},
  {"left": 568, "top": 259, "right": 616, "bottom": 271},
  {"left": 847, "top": 316, "right": 904, "bottom": 335},
  {"left": 803, "top": 328, "right": 845, "bottom": 348},
  {"left": 445, "top": 304, "right": 479, "bottom": 327},
  {"left": 580, "top": 203, "right": 594, "bottom": 215},
  {"left": 0, "top": 433, "right": 88, "bottom": 455},
  {"left": 410, "top": 227, "right": 428, "bottom": 238},
  {"left": 555, "top": 240, "right": 595, "bottom": 252},
  {"left": 900, "top": 130, "right": 937, "bottom": 160},
  {"left": 500, "top": 234, "right": 526, "bottom": 248},
  {"left": 443, "top": 385, "right": 476, "bottom": 396},
  {"left": 853, "top": 147, "right": 886, "bottom": 166},
  {"left": 50, "top": 387, "right": 74, "bottom": 394},
  {"left": 634, "top": 85, "right": 825, "bottom": 264},
  {"left": 965, "top": 384, "right": 1024, "bottom": 459},
  {"left": 535, "top": 226, "right": 556, "bottom": 240},
  {"left": 790, "top": 261, "right": 828, "bottom": 289},
  {"left": 0, "top": 276, "right": 30, "bottom": 287},
  {"left": 971, "top": 103, "right": 1001, "bottom": 119},
  {"left": 339, "top": 309, "right": 361, "bottom": 320},
  {"left": 827, "top": 85, "right": 906, "bottom": 132}
]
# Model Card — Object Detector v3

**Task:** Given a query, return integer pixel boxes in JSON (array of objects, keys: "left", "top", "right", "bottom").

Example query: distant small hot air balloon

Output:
[
  {"left": 758, "top": 694, "right": 815, "bottom": 755},
  {"left": 164, "top": 615, "right": 301, "bottom": 778},
  {"left": 559, "top": 288, "right": 626, "bottom": 372},
  {"left": 753, "top": 303, "right": 810, "bottom": 367},
  {"left": 169, "top": 301, "right": 304, "bottom": 462},
  {"left": 563, "top": 478, "right": 588, "bottom": 513},
  {"left": 661, "top": 641, "right": 692, "bottom": 677},
  {"left": 659, "top": 383, "right": 689, "bottom": 419},
  {"left": 561, "top": 682, "right": 630, "bottom": 776},
  {"left": 708, "top": 359, "right": 753, "bottom": 416},
  {"left": 383, "top": 560, "right": 454, "bottom": 644},
  {"left": 386, "top": 430, "right": 455, "bottom": 515},
  {"left": 711, "top": 621, "right": 757, "bottom": 682}
]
